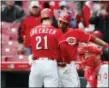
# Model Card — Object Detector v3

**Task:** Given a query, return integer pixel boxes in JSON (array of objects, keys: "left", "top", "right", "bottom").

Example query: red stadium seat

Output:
[
  {"left": 1, "top": 34, "right": 10, "bottom": 43},
  {"left": 1, "top": 22, "right": 11, "bottom": 29},
  {"left": 2, "top": 41, "right": 19, "bottom": 55},
  {"left": 2, "top": 41, "right": 18, "bottom": 48},
  {"left": 2, "top": 47, "right": 18, "bottom": 55},
  {"left": 1, "top": 56, "right": 7, "bottom": 62},
  {"left": 2, "top": 23, "right": 20, "bottom": 41},
  {"left": 2, "top": 55, "right": 28, "bottom": 62},
  {"left": 2, "top": 27, "right": 18, "bottom": 36}
]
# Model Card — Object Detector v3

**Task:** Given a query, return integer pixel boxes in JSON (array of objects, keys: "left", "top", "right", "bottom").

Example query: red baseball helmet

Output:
[
  {"left": 59, "top": 12, "right": 71, "bottom": 24},
  {"left": 86, "top": 45, "right": 102, "bottom": 54},
  {"left": 41, "top": 8, "right": 53, "bottom": 19},
  {"left": 78, "top": 44, "right": 102, "bottom": 55},
  {"left": 93, "top": 30, "right": 103, "bottom": 39},
  {"left": 79, "top": 44, "right": 102, "bottom": 67}
]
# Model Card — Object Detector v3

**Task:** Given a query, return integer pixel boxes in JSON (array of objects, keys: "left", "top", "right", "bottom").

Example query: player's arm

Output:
[
  {"left": 77, "top": 30, "right": 108, "bottom": 48},
  {"left": 93, "top": 38, "right": 108, "bottom": 48}
]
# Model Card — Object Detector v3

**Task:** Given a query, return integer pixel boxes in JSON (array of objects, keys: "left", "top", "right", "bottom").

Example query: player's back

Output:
[{"left": 30, "top": 25, "right": 64, "bottom": 61}]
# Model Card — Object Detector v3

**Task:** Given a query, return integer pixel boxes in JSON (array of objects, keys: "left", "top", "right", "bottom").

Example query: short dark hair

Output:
[
  {"left": 60, "top": 6, "right": 68, "bottom": 10},
  {"left": 41, "top": 17, "right": 51, "bottom": 23}
]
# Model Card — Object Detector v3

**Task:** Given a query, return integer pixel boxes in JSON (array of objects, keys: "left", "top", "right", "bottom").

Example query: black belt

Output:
[
  {"left": 57, "top": 62, "right": 66, "bottom": 67},
  {"left": 33, "top": 57, "right": 55, "bottom": 61}
]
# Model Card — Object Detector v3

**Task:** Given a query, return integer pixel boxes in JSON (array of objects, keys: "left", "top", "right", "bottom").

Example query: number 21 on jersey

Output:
[{"left": 36, "top": 36, "right": 48, "bottom": 50}]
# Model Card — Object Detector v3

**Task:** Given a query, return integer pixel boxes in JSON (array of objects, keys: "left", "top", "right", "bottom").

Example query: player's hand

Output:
[
  {"left": 28, "top": 54, "right": 33, "bottom": 65},
  {"left": 17, "top": 43, "right": 25, "bottom": 54},
  {"left": 102, "top": 46, "right": 109, "bottom": 56}
]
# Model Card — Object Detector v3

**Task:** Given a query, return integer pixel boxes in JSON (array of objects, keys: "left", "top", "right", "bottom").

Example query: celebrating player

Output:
[
  {"left": 57, "top": 12, "right": 108, "bottom": 87},
  {"left": 28, "top": 8, "right": 72, "bottom": 87}
]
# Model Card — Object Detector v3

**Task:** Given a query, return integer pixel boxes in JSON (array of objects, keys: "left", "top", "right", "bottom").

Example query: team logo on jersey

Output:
[{"left": 66, "top": 37, "right": 77, "bottom": 45}]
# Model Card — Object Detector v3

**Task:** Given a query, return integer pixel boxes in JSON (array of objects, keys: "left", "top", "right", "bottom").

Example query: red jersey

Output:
[
  {"left": 29, "top": 25, "right": 71, "bottom": 63},
  {"left": 21, "top": 16, "right": 41, "bottom": 47},
  {"left": 64, "top": 28, "right": 95, "bottom": 60}
]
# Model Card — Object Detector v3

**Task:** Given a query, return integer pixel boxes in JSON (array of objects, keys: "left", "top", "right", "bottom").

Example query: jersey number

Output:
[
  {"left": 98, "top": 73, "right": 108, "bottom": 80},
  {"left": 36, "top": 36, "right": 48, "bottom": 50}
]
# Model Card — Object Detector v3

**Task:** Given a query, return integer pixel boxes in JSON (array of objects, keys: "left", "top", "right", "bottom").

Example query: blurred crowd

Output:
[{"left": 1, "top": 0, "right": 109, "bottom": 44}]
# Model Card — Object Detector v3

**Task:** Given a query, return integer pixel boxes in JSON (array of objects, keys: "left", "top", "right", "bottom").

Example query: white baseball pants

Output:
[
  {"left": 29, "top": 58, "right": 59, "bottom": 87},
  {"left": 58, "top": 61, "right": 80, "bottom": 87}
]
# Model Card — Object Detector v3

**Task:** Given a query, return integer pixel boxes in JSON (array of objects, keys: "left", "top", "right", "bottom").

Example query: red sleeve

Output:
[
  {"left": 55, "top": 31, "right": 72, "bottom": 63},
  {"left": 82, "top": 5, "right": 90, "bottom": 27},
  {"left": 77, "top": 30, "right": 95, "bottom": 42}
]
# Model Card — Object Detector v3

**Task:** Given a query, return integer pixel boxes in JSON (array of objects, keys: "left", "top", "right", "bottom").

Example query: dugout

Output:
[{"left": 1, "top": 70, "right": 87, "bottom": 87}]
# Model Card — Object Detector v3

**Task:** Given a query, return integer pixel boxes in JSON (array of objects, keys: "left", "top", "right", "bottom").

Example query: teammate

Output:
[
  {"left": 28, "top": 8, "right": 71, "bottom": 87},
  {"left": 92, "top": 30, "right": 109, "bottom": 56},
  {"left": 78, "top": 43, "right": 108, "bottom": 87},
  {"left": 57, "top": 12, "right": 108, "bottom": 87},
  {"left": 18, "top": 1, "right": 41, "bottom": 55}
]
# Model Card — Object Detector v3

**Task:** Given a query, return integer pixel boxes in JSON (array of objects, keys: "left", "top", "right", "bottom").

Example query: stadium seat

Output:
[
  {"left": 2, "top": 27, "right": 18, "bottom": 36},
  {"left": 1, "top": 34, "right": 10, "bottom": 43},
  {"left": 2, "top": 55, "right": 28, "bottom": 62},
  {"left": 2, "top": 41, "right": 19, "bottom": 55},
  {"left": 1, "top": 56, "right": 6, "bottom": 62},
  {"left": 2, "top": 48, "right": 18, "bottom": 56},
  {"left": 2, "top": 23, "right": 19, "bottom": 41},
  {"left": 1, "top": 22, "right": 11, "bottom": 29},
  {"left": 2, "top": 41, "right": 18, "bottom": 48}
]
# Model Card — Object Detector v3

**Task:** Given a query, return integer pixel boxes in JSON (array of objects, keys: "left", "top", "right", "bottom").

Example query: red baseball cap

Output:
[
  {"left": 78, "top": 44, "right": 102, "bottom": 55},
  {"left": 59, "top": 12, "right": 71, "bottom": 24}
]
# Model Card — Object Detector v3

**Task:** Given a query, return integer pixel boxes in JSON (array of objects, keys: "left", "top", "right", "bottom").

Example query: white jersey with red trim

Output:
[{"left": 97, "top": 64, "right": 108, "bottom": 87}]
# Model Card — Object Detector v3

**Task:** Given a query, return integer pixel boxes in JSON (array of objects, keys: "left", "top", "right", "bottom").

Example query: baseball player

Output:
[
  {"left": 57, "top": 12, "right": 108, "bottom": 87},
  {"left": 78, "top": 43, "right": 108, "bottom": 87},
  {"left": 28, "top": 8, "right": 72, "bottom": 87}
]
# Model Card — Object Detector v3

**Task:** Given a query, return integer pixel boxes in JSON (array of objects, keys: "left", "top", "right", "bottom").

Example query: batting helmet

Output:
[
  {"left": 80, "top": 44, "right": 102, "bottom": 67},
  {"left": 86, "top": 45, "right": 102, "bottom": 54},
  {"left": 93, "top": 30, "right": 103, "bottom": 39},
  {"left": 78, "top": 44, "right": 102, "bottom": 55},
  {"left": 41, "top": 8, "right": 53, "bottom": 19},
  {"left": 59, "top": 12, "right": 71, "bottom": 24}
]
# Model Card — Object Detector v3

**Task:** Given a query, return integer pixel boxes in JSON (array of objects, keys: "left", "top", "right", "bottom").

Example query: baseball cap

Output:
[
  {"left": 29, "top": 1, "right": 40, "bottom": 10},
  {"left": 85, "top": 44, "right": 102, "bottom": 55}
]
